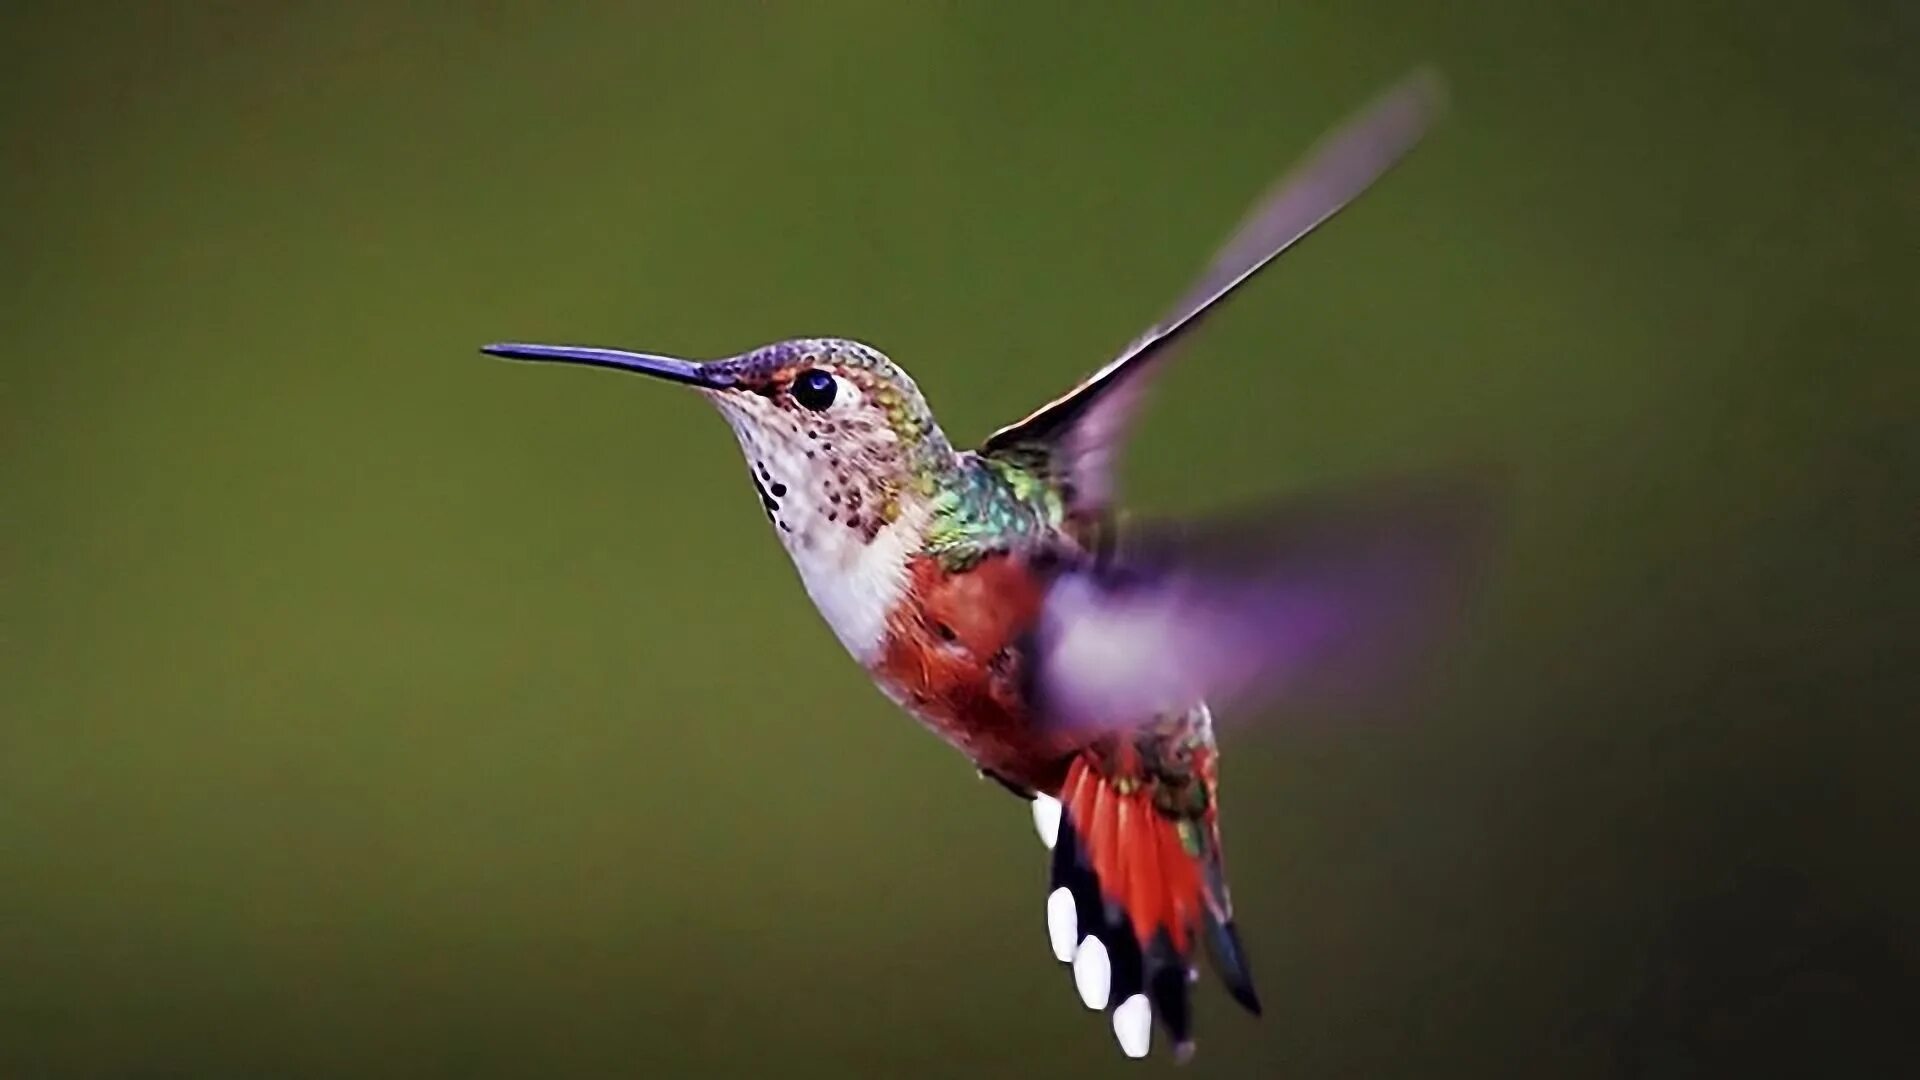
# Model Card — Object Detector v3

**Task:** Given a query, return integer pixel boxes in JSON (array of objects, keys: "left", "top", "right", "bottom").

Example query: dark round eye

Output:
[{"left": 791, "top": 368, "right": 838, "bottom": 411}]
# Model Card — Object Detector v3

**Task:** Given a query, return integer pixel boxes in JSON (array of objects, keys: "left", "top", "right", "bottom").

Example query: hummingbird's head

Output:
[{"left": 482, "top": 336, "right": 957, "bottom": 549}]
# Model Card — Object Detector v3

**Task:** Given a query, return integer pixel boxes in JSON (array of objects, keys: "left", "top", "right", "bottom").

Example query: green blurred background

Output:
[{"left": 5, "top": 2, "right": 1915, "bottom": 1076}]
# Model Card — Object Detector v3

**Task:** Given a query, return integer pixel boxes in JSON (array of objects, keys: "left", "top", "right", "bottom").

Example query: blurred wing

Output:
[
  {"left": 981, "top": 71, "right": 1446, "bottom": 514},
  {"left": 1026, "top": 474, "right": 1497, "bottom": 734}
]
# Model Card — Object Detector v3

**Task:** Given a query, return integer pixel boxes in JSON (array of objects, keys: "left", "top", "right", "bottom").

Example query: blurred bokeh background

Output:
[{"left": 5, "top": 2, "right": 1915, "bottom": 1076}]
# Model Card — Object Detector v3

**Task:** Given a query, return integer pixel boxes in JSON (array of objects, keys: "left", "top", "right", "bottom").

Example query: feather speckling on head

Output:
[{"left": 706, "top": 338, "right": 955, "bottom": 495}]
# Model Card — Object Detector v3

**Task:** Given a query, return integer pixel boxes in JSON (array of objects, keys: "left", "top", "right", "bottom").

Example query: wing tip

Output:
[{"left": 1399, "top": 65, "right": 1451, "bottom": 118}]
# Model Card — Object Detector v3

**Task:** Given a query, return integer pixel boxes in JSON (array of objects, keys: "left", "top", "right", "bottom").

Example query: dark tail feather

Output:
[{"left": 1205, "top": 910, "right": 1263, "bottom": 1016}]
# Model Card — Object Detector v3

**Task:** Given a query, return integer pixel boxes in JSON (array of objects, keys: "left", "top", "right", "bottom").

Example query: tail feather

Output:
[
  {"left": 1037, "top": 722, "right": 1257, "bottom": 1060},
  {"left": 1206, "top": 910, "right": 1263, "bottom": 1016}
]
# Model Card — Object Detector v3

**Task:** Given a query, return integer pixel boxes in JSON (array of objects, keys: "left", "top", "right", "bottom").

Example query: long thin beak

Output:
[{"left": 479, "top": 342, "right": 735, "bottom": 389}]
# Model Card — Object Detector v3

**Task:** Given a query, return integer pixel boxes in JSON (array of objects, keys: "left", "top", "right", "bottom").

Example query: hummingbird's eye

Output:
[{"left": 791, "top": 368, "right": 838, "bottom": 411}]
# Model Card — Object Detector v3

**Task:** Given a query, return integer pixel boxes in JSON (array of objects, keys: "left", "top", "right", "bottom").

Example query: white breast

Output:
[{"left": 783, "top": 508, "right": 919, "bottom": 665}]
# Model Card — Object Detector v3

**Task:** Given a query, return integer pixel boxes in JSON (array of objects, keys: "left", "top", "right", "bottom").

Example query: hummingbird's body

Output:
[
  {"left": 485, "top": 74, "right": 1483, "bottom": 1061},
  {"left": 694, "top": 338, "right": 1249, "bottom": 1056}
]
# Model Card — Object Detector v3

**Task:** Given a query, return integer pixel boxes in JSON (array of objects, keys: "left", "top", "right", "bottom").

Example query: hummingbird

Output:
[{"left": 484, "top": 72, "right": 1485, "bottom": 1061}]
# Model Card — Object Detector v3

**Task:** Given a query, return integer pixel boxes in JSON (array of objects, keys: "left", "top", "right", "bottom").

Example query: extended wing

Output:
[
  {"left": 1024, "top": 474, "right": 1496, "bottom": 735},
  {"left": 980, "top": 71, "right": 1445, "bottom": 518}
]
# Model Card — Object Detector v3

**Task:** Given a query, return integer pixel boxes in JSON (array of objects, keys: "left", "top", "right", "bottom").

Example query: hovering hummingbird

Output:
[{"left": 484, "top": 72, "right": 1485, "bottom": 1061}]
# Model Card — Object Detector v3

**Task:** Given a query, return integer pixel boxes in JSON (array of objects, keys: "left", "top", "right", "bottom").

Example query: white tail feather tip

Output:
[
  {"left": 1113, "top": 994, "right": 1152, "bottom": 1058},
  {"left": 1046, "top": 887, "right": 1078, "bottom": 963},
  {"left": 1031, "top": 794, "right": 1061, "bottom": 850},
  {"left": 1072, "top": 935, "right": 1111, "bottom": 1010}
]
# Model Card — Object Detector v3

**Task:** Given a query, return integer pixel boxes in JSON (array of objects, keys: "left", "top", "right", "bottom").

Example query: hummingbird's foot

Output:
[{"left": 976, "top": 767, "right": 1034, "bottom": 801}]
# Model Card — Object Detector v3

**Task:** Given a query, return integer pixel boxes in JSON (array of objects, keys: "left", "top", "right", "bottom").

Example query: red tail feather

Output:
[{"left": 1062, "top": 752, "right": 1207, "bottom": 952}]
